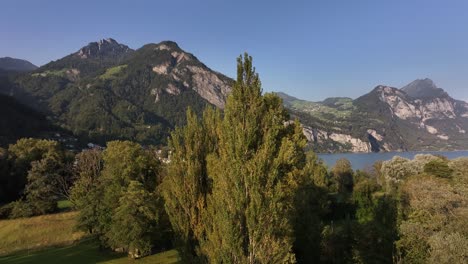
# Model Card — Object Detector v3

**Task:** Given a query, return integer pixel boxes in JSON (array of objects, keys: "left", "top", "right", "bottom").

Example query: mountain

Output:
[
  {"left": 4, "top": 39, "right": 232, "bottom": 145},
  {"left": 75, "top": 38, "right": 133, "bottom": 60},
  {"left": 38, "top": 38, "right": 134, "bottom": 77},
  {"left": 0, "top": 94, "right": 59, "bottom": 146},
  {"left": 401, "top": 78, "right": 448, "bottom": 99},
  {"left": 281, "top": 79, "right": 468, "bottom": 152},
  {"left": 0, "top": 57, "right": 37, "bottom": 72},
  {"left": 3, "top": 39, "right": 466, "bottom": 152}
]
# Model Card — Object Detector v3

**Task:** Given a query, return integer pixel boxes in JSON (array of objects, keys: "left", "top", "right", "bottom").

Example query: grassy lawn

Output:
[
  {"left": 100, "top": 65, "right": 127, "bottom": 80},
  {"left": 0, "top": 211, "right": 85, "bottom": 256},
  {"left": 0, "top": 239, "right": 180, "bottom": 264},
  {"left": 57, "top": 200, "right": 73, "bottom": 211},
  {"left": 0, "top": 211, "right": 180, "bottom": 263}
]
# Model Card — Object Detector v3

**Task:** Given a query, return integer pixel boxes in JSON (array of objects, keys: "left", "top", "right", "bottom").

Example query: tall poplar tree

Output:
[
  {"left": 203, "top": 54, "right": 307, "bottom": 263},
  {"left": 163, "top": 54, "right": 311, "bottom": 263},
  {"left": 162, "top": 108, "right": 219, "bottom": 262}
]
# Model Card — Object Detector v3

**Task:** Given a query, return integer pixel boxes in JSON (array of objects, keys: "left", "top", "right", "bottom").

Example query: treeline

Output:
[
  {"left": 0, "top": 138, "right": 74, "bottom": 217},
  {"left": 1, "top": 54, "right": 467, "bottom": 263}
]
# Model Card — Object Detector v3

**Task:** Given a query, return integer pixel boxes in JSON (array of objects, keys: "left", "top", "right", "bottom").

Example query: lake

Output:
[{"left": 318, "top": 150, "right": 468, "bottom": 170}]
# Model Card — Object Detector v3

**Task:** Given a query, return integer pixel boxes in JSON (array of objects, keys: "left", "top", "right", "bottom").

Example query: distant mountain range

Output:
[
  {"left": 278, "top": 79, "right": 468, "bottom": 152},
  {"left": 0, "top": 39, "right": 467, "bottom": 152}
]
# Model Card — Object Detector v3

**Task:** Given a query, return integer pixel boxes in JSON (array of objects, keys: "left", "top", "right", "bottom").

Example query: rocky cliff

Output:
[
  {"left": 280, "top": 79, "right": 468, "bottom": 153},
  {"left": 4, "top": 39, "right": 232, "bottom": 145}
]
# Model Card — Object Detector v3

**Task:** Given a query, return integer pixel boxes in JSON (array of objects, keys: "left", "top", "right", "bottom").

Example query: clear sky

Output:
[{"left": 1, "top": 0, "right": 467, "bottom": 101}]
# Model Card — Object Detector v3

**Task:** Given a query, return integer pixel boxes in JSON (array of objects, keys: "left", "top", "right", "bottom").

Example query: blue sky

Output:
[{"left": 1, "top": 0, "right": 467, "bottom": 101}]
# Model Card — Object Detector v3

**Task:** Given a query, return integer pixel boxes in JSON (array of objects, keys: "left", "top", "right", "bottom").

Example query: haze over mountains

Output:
[{"left": 0, "top": 38, "right": 467, "bottom": 152}]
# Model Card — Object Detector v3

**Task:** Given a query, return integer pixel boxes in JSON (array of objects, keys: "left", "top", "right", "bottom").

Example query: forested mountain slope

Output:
[{"left": 1, "top": 39, "right": 233, "bottom": 145}]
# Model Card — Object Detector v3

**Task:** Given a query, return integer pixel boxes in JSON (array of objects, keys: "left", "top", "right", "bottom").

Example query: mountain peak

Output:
[
  {"left": 401, "top": 78, "right": 447, "bottom": 99},
  {"left": 153, "top": 40, "right": 182, "bottom": 52},
  {"left": 75, "top": 38, "right": 133, "bottom": 59},
  {"left": 98, "top": 38, "right": 118, "bottom": 44}
]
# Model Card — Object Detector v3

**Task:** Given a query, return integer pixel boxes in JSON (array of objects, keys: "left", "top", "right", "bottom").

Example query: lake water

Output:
[{"left": 318, "top": 150, "right": 468, "bottom": 170}]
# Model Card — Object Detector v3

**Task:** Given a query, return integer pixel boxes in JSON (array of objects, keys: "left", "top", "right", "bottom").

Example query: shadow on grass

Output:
[
  {"left": 0, "top": 238, "right": 124, "bottom": 264},
  {"left": 0, "top": 238, "right": 181, "bottom": 264}
]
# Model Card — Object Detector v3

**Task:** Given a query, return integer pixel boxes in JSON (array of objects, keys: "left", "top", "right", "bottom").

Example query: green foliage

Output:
[
  {"left": 108, "top": 181, "right": 160, "bottom": 258},
  {"left": 71, "top": 141, "right": 168, "bottom": 257},
  {"left": 8, "top": 138, "right": 61, "bottom": 177},
  {"left": 424, "top": 159, "right": 453, "bottom": 178},
  {"left": 57, "top": 200, "right": 72, "bottom": 210},
  {"left": 377, "top": 155, "right": 468, "bottom": 263},
  {"left": 321, "top": 220, "right": 356, "bottom": 263},
  {"left": 427, "top": 232, "right": 468, "bottom": 264},
  {"left": 203, "top": 54, "right": 307, "bottom": 263},
  {"left": 161, "top": 108, "right": 218, "bottom": 262},
  {"left": 353, "top": 180, "right": 379, "bottom": 224},
  {"left": 352, "top": 179, "right": 397, "bottom": 263},
  {"left": 22, "top": 157, "right": 61, "bottom": 215},
  {"left": 9, "top": 200, "right": 34, "bottom": 219},
  {"left": 70, "top": 149, "right": 103, "bottom": 233},
  {"left": 380, "top": 156, "right": 415, "bottom": 192},
  {"left": 1, "top": 138, "right": 68, "bottom": 212},
  {"left": 331, "top": 158, "right": 354, "bottom": 194},
  {"left": 293, "top": 153, "right": 329, "bottom": 263},
  {"left": 99, "top": 65, "right": 128, "bottom": 80},
  {"left": 163, "top": 54, "right": 313, "bottom": 263}
]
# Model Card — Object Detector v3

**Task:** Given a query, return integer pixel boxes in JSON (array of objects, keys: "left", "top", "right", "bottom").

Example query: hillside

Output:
[
  {"left": 2, "top": 39, "right": 467, "bottom": 152},
  {"left": 0, "top": 94, "right": 59, "bottom": 147},
  {"left": 0, "top": 211, "right": 180, "bottom": 264},
  {"left": 5, "top": 39, "right": 233, "bottom": 145},
  {"left": 0, "top": 57, "right": 37, "bottom": 72},
  {"left": 279, "top": 79, "right": 468, "bottom": 153}
]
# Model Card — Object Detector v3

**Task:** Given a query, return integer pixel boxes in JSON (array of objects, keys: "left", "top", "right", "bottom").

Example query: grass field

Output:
[
  {"left": 0, "top": 211, "right": 85, "bottom": 256},
  {"left": 0, "top": 240, "right": 180, "bottom": 264},
  {"left": 0, "top": 211, "right": 180, "bottom": 264},
  {"left": 99, "top": 65, "right": 127, "bottom": 80},
  {"left": 57, "top": 200, "right": 73, "bottom": 211}
]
